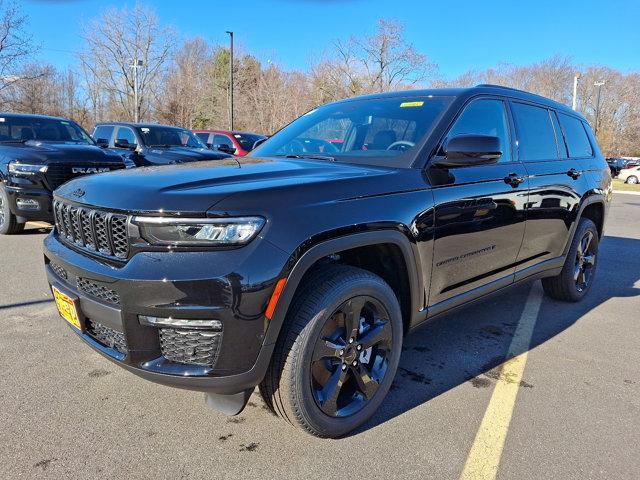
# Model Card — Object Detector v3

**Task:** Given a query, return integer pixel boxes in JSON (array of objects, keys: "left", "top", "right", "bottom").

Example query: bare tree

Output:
[
  {"left": 78, "top": 4, "right": 174, "bottom": 123},
  {"left": 0, "top": 0, "right": 38, "bottom": 104}
]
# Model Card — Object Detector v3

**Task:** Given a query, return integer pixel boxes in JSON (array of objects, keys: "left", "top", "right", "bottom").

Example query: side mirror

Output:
[
  {"left": 432, "top": 134, "right": 502, "bottom": 168},
  {"left": 216, "top": 144, "right": 236, "bottom": 154},
  {"left": 95, "top": 138, "right": 109, "bottom": 148},
  {"left": 114, "top": 138, "right": 137, "bottom": 150},
  {"left": 206, "top": 142, "right": 213, "bottom": 149},
  {"left": 252, "top": 138, "right": 267, "bottom": 150}
]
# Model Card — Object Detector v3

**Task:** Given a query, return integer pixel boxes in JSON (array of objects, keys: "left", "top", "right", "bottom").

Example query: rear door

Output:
[
  {"left": 511, "top": 102, "right": 590, "bottom": 275},
  {"left": 427, "top": 97, "right": 529, "bottom": 312}
]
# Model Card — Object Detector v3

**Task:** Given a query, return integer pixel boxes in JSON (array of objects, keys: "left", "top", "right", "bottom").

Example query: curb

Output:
[{"left": 613, "top": 190, "right": 640, "bottom": 196}]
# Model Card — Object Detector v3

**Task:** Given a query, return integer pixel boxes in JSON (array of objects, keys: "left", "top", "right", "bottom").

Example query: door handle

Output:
[
  {"left": 504, "top": 173, "right": 525, "bottom": 187},
  {"left": 567, "top": 168, "right": 582, "bottom": 180}
]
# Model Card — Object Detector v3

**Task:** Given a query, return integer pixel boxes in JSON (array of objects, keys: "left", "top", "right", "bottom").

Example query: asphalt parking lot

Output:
[{"left": 1, "top": 193, "right": 639, "bottom": 480}]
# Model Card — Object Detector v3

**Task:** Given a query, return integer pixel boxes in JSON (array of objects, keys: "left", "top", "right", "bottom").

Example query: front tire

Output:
[
  {"left": 542, "top": 218, "right": 599, "bottom": 302},
  {"left": 259, "top": 264, "right": 403, "bottom": 438},
  {"left": 0, "top": 186, "right": 24, "bottom": 235},
  {"left": 626, "top": 175, "right": 638, "bottom": 184}
]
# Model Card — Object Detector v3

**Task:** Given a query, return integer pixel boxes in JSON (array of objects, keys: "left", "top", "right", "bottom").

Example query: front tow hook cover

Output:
[{"left": 204, "top": 387, "right": 255, "bottom": 416}]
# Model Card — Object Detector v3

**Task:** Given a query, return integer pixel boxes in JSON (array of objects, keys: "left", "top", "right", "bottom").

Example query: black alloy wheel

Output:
[
  {"left": 574, "top": 230, "right": 596, "bottom": 292},
  {"left": 310, "top": 296, "right": 392, "bottom": 418}
]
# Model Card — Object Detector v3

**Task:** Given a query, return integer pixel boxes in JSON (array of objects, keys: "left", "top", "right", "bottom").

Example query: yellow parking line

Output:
[
  {"left": 460, "top": 286, "right": 543, "bottom": 480},
  {"left": 28, "top": 221, "right": 51, "bottom": 228}
]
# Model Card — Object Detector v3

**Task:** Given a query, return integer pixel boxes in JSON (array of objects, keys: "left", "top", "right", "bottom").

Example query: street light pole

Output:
[
  {"left": 572, "top": 74, "right": 580, "bottom": 110},
  {"left": 594, "top": 81, "right": 605, "bottom": 136},
  {"left": 225, "top": 31, "right": 234, "bottom": 131},
  {"left": 130, "top": 59, "right": 143, "bottom": 122}
]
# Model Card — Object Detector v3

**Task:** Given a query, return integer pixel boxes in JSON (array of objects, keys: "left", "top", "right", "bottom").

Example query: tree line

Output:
[{"left": 0, "top": 1, "right": 638, "bottom": 156}]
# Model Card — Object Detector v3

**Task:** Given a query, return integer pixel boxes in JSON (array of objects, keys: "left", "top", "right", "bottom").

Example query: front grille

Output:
[
  {"left": 86, "top": 320, "right": 128, "bottom": 354},
  {"left": 46, "top": 163, "right": 125, "bottom": 190},
  {"left": 53, "top": 200, "right": 129, "bottom": 260},
  {"left": 77, "top": 277, "right": 120, "bottom": 305},
  {"left": 160, "top": 329, "right": 222, "bottom": 366},
  {"left": 50, "top": 262, "right": 67, "bottom": 280}
]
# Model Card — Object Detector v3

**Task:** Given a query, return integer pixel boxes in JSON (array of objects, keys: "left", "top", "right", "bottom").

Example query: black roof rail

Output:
[{"left": 475, "top": 84, "right": 529, "bottom": 94}]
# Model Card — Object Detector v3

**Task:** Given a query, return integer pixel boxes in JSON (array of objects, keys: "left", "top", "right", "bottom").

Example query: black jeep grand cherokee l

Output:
[
  {"left": 0, "top": 113, "right": 126, "bottom": 234},
  {"left": 44, "top": 85, "right": 611, "bottom": 438}
]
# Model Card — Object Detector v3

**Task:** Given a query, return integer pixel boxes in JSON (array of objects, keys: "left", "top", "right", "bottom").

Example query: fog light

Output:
[
  {"left": 138, "top": 315, "right": 222, "bottom": 331},
  {"left": 16, "top": 198, "right": 40, "bottom": 210}
]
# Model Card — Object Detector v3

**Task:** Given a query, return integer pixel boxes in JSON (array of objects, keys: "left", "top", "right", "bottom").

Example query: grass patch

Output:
[{"left": 613, "top": 178, "right": 640, "bottom": 192}]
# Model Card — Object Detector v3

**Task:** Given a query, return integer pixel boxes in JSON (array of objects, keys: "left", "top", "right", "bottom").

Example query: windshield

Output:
[
  {"left": 250, "top": 95, "right": 452, "bottom": 166},
  {"left": 233, "top": 133, "right": 265, "bottom": 151},
  {"left": 137, "top": 126, "right": 206, "bottom": 148},
  {"left": 0, "top": 116, "right": 93, "bottom": 144}
]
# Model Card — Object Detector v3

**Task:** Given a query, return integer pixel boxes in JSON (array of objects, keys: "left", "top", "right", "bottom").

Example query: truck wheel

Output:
[
  {"left": 259, "top": 264, "right": 403, "bottom": 438},
  {"left": 0, "top": 186, "right": 24, "bottom": 235},
  {"left": 542, "top": 218, "right": 598, "bottom": 302},
  {"left": 626, "top": 175, "right": 638, "bottom": 184}
]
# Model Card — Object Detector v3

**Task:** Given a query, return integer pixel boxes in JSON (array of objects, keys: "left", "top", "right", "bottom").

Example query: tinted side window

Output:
[
  {"left": 195, "top": 132, "right": 210, "bottom": 144},
  {"left": 511, "top": 103, "right": 558, "bottom": 161},
  {"left": 557, "top": 113, "right": 593, "bottom": 158},
  {"left": 214, "top": 134, "right": 233, "bottom": 147},
  {"left": 93, "top": 125, "right": 114, "bottom": 143},
  {"left": 116, "top": 127, "right": 137, "bottom": 146},
  {"left": 447, "top": 99, "right": 512, "bottom": 163}
]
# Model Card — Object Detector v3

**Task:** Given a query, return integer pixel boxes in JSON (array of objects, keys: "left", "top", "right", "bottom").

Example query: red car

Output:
[{"left": 193, "top": 130, "right": 266, "bottom": 156}]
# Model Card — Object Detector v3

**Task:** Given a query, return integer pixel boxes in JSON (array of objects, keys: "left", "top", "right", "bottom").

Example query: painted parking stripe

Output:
[{"left": 460, "top": 286, "right": 543, "bottom": 480}]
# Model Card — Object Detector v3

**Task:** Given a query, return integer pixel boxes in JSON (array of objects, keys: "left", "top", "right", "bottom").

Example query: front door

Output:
[{"left": 427, "top": 97, "right": 528, "bottom": 313}]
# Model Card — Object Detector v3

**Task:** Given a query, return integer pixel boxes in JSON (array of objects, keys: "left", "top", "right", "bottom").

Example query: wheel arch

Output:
[
  {"left": 262, "top": 230, "right": 422, "bottom": 346},
  {"left": 563, "top": 193, "right": 607, "bottom": 257}
]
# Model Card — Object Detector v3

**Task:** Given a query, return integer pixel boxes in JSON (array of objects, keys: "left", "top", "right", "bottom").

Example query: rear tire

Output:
[
  {"left": 0, "top": 186, "right": 25, "bottom": 235},
  {"left": 259, "top": 264, "right": 403, "bottom": 438},
  {"left": 626, "top": 175, "right": 638, "bottom": 184},
  {"left": 542, "top": 218, "right": 598, "bottom": 302}
]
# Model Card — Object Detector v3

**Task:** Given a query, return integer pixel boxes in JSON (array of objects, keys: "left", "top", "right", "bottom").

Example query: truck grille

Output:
[
  {"left": 46, "top": 163, "right": 124, "bottom": 190},
  {"left": 86, "top": 320, "right": 128, "bottom": 355},
  {"left": 53, "top": 200, "right": 129, "bottom": 260},
  {"left": 160, "top": 329, "right": 222, "bottom": 366}
]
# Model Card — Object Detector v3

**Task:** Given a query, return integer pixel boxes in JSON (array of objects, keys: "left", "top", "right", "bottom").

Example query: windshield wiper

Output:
[
  {"left": 148, "top": 144, "right": 175, "bottom": 148},
  {"left": 0, "top": 139, "right": 29, "bottom": 144},
  {"left": 282, "top": 154, "right": 336, "bottom": 162}
]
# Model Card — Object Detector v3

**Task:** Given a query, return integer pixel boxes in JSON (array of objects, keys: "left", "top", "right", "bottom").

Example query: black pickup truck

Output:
[
  {"left": 44, "top": 85, "right": 611, "bottom": 438},
  {"left": 0, "top": 113, "right": 127, "bottom": 234},
  {"left": 92, "top": 122, "right": 233, "bottom": 166}
]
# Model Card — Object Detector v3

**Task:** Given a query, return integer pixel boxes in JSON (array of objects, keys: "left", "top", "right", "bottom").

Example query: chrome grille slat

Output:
[{"left": 53, "top": 200, "right": 129, "bottom": 261}]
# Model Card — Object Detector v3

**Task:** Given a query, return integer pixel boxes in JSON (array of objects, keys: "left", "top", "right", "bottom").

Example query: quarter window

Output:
[
  {"left": 557, "top": 113, "right": 593, "bottom": 158},
  {"left": 447, "top": 99, "right": 512, "bottom": 163},
  {"left": 511, "top": 103, "right": 558, "bottom": 161}
]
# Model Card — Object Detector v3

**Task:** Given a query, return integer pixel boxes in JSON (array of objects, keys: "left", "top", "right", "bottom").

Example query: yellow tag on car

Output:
[
  {"left": 400, "top": 101, "right": 424, "bottom": 108},
  {"left": 53, "top": 287, "right": 81, "bottom": 330}
]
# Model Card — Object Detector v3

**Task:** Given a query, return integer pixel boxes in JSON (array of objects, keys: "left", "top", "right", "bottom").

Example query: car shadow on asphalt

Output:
[{"left": 355, "top": 235, "right": 640, "bottom": 436}]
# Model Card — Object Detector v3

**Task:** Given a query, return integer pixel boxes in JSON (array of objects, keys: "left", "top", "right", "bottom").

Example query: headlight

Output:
[
  {"left": 8, "top": 162, "right": 48, "bottom": 175},
  {"left": 132, "top": 216, "right": 265, "bottom": 246}
]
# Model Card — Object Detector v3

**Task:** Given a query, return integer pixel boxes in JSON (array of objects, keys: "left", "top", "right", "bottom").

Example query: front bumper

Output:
[
  {"left": 5, "top": 185, "right": 54, "bottom": 222},
  {"left": 44, "top": 232, "right": 289, "bottom": 395}
]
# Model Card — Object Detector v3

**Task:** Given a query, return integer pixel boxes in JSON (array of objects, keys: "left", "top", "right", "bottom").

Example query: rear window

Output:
[
  {"left": 511, "top": 103, "right": 558, "bottom": 161},
  {"left": 557, "top": 113, "right": 593, "bottom": 158}
]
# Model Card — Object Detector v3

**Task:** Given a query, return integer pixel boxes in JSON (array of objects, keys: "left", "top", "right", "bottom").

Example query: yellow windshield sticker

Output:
[{"left": 400, "top": 101, "right": 424, "bottom": 108}]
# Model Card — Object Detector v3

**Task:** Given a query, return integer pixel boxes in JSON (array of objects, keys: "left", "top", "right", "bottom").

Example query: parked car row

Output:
[
  {"left": 606, "top": 157, "right": 639, "bottom": 178},
  {"left": 0, "top": 113, "right": 265, "bottom": 234}
]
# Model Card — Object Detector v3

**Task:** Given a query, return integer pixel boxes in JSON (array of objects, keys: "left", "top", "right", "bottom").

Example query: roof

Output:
[
  {"left": 331, "top": 84, "right": 577, "bottom": 116},
  {"left": 94, "top": 122, "right": 186, "bottom": 129},
  {"left": 192, "top": 129, "right": 266, "bottom": 136},
  {"left": 0, "top": 112, "right": 73, "bottom": 122}
]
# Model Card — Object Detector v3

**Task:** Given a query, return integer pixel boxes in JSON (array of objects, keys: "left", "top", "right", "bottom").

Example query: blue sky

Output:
[{"left": 25, "top": 0, "right": 640, "bottom": 78}]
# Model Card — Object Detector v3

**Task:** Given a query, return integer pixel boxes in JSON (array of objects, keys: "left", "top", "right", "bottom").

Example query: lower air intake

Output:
[{"left": 159, "top": 328, "right": 222, "bottom": 367}]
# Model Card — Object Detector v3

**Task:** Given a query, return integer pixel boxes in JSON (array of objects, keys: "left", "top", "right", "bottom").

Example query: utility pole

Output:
[
  {"left": 225, "top": 31, "right": 234, "bottom": 131},
  {"left": 572, "top": 73, "right": 580, "bottom": 110},
  {"left": 594, "top": 81, "right": 605, "bottom": 136},
  {"left": 130, "top": 59, "right": 143, "bottom": 122}
]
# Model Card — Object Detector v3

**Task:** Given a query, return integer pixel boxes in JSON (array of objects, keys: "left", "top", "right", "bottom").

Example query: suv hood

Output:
[
  {"left": 55, "top": 156, "right": 413, "bottom": 214},
  {"left": 1, "top": 141, "right": 124, "bottom": 165}
]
